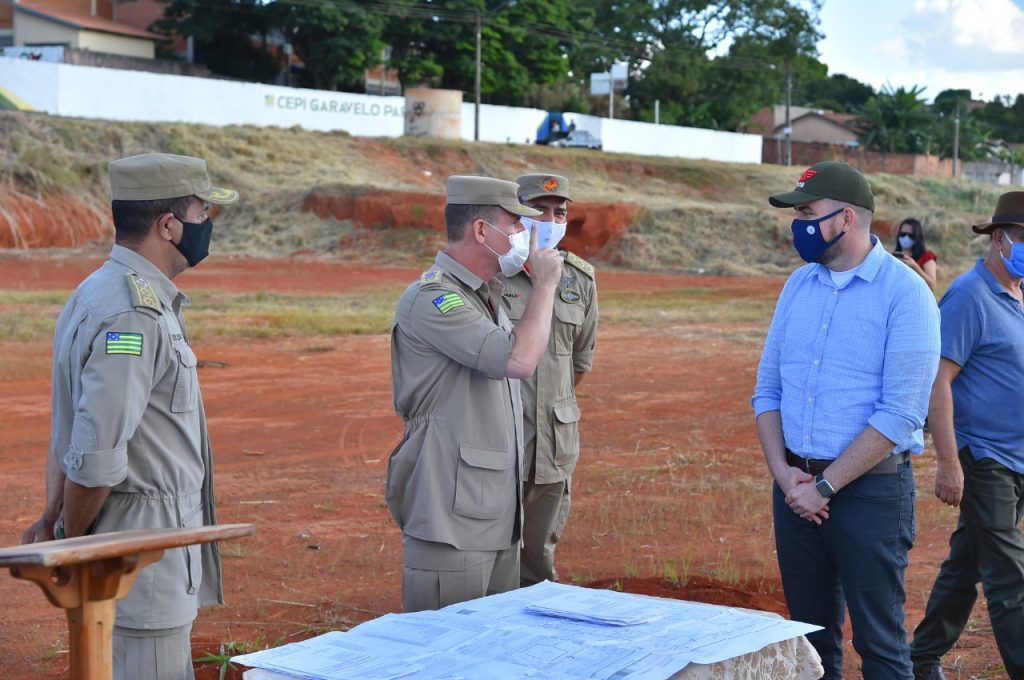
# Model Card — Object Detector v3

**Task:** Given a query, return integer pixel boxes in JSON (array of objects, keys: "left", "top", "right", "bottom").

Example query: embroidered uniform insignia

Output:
[
  {"left": 127, "top": 274, "right": 162, "bottom": 312},
  {"left": 433, "top": 293, "right": 465, "bottom": 314},
  {"left": 106, "top": 332, "right": 143, "bottom": 356}
]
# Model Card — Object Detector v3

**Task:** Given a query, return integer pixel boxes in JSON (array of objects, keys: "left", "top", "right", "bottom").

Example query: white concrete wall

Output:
[
  {"left": 0, "top": 57, "right": 762, "bottom": 163},
  {"left": 77, "top": 30, "right": 155, "bottom": 60}
]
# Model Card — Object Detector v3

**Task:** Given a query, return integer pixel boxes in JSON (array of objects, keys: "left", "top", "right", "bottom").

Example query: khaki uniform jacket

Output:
[
  {"left": 388, "top": 252, "right": 523, "bottom": 551},
  {"left": 49, "top": 245, "right": 222, "bottom": 629},
  {"left": 503, "top": 252, "right": 598, "bottom": 484}
]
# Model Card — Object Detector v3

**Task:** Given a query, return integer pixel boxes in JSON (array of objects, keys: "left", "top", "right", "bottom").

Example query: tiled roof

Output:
[{"left": 16, "top": 1, "right": 163, "bottom": 40}]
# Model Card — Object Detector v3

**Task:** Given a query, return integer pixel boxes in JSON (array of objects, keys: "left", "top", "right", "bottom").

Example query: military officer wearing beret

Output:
[
  {"left": 388, "top": 175, "right": 564, "bottom": 612},
  {"left": 504, "top": 173, "right": 598, "bottom": 586},
  {"left": 22, "top": 153, "right": 239, "bottom": 680}
]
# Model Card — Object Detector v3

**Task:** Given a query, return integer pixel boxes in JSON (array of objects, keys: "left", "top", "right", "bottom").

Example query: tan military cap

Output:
[
  {"left": 109, "top": 153, "right": 239, "bottom": 204},
  {"left": 446, "top": 175, "right": 541, "bottom": 217},
  {"left": 517, "top": 173, "right": 572, "bottom": 202}
]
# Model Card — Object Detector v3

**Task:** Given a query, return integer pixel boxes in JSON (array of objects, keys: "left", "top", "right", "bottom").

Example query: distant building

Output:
[
  {"left": 744, "top": 105, "right": 861, "bottom": 146},
  {"left": 4, "top": 0, "right": 163, "bottom": 59}
]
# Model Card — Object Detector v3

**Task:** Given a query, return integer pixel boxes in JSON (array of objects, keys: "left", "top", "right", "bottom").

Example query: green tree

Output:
[
  {"left": 271, "top": 2, "right": 386, "bottom": 91},
  {"left": 156, "top": 0, "right": 279, "bottom": 82},
  {"left": 795, "top": 72, "right": 874, "bottom": 112},
  {"left": 856, "top": 84, "right": 933, "bottom": 153}
]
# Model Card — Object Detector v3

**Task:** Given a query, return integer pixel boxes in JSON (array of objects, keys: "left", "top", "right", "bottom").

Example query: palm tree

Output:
[{"left": 856, "top": 84, "right": 934, "bottom": 154}]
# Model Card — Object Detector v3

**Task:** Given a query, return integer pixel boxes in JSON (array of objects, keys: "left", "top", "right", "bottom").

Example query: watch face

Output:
[{"left": 816, "top": 476, "right": 834, "bottom": 498}]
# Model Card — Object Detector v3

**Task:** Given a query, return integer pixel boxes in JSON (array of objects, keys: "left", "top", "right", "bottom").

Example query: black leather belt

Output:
[{"left": 785, "top": 449, "right": 910, "bottom": 475}]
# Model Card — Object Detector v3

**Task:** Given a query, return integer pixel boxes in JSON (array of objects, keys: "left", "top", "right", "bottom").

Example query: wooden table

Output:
[{"left": 0, "top": 524, "right": 255, "bottom": 680}]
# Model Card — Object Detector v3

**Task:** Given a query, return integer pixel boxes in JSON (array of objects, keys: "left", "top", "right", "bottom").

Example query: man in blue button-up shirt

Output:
[
  {"left": 752, "top": 161, "right": 940, "bottom": 679},
  {"left": 910, "top": 192, "right": 1024, "bottom": 680}
]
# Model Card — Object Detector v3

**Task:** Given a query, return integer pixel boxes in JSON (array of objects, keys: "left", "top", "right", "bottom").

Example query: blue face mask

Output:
[
  {"left": 1002, "top": 232, "right": 1024, "bottom": 278},
  {"left": 791, "top": 208, "right": 845, "bottom": 263}
]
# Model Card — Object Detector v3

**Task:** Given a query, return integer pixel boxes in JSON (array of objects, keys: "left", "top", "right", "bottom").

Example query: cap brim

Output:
[
  {"left": 500, "top": 201, "right": 543, "bottom": 217},
  {"left": 768, "top": 190, "right": 820, "bottom": 208},
  {"left": 197, "top": 186, "right": 239, "bottom": 205}
]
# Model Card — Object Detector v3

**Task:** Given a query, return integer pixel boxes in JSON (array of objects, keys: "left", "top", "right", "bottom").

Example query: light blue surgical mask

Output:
[
  {"left": 520, "top": 217, "right": 566, "bottom": 250},
  {"left": 898, "top": 234, "right": 915, "bottom": 250},
  {"left": 1002, "top": 232, "right": 1024, "bottom": 278}
]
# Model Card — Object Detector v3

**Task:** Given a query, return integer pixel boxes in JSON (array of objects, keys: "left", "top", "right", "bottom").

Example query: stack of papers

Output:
[{"left": 232, "top": 581, "right": 822, "bottom": 680}]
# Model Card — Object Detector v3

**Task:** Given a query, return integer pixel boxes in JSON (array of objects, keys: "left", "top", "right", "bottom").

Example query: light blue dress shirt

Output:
[{"left": 753, "top": 237, "right": 941, "bottom": 459}]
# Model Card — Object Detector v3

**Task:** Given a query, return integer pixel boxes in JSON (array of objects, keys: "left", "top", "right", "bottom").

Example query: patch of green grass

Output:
[
  {"left": 598, "top": 288, "right": 776, "bottom": 325},
  {"left": 194, "top": 638, "right": 266, "bottom": 680}
]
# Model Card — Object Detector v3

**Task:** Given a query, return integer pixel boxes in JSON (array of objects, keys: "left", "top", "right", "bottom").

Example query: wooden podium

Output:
[{"left": 0, "top": 524, "right": 255, "bottom": 680}]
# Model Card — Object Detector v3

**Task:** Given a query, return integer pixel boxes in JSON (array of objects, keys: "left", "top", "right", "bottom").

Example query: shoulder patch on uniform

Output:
[
  {"left": 420, "top": 269, "right": 442, "bottom": 285},
  {"left": 126, "top": 274, "right": 162, "bottom": 312},
  {"left": 564, "top": 252, "right": 595, "bottom": 279},
  {"left": 432, "top": 292, "right": 465, "bottom": 314},
  {"left": 106, "top": 331, "right": 143, "bottom": 356}
]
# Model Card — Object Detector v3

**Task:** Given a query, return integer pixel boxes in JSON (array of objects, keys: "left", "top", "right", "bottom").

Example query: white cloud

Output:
[{"left": 907, "top": 0, "right": 1024, "bottom": 66}]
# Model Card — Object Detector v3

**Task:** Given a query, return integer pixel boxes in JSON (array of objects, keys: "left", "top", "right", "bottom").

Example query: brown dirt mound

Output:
[
  {"left": 0, "top": 188, "right": 110, "bottom": 248},
  {"left": 584, "top": 576, "right": 789, "bottom": 617},
  {"left": 301, "top": 187, "right": 642, "bottom": 258}
]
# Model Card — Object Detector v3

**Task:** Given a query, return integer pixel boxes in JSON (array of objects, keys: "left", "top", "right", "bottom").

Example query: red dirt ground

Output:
[{"left": 0, "top": 257, "right": 1008, "bottom": 679}]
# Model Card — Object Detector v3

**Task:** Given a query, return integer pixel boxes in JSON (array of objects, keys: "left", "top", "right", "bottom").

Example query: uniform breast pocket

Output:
[
  {"left": 454, "top": 444, "right": 510, "bottom": 520},
  {"left": 171, "top": 342, "right": 199, "bottom": 412},
  {"left": 552, "top": 303, "right": 584, "bottom": 355}
]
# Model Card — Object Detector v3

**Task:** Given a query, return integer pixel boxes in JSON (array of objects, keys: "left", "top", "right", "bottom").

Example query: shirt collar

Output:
[
  {"left": 974, "top": 257, "right": 1022, "bottom": 299},
  {"left": 109, "top": 244, "right": 185, "bottom": 308},
  {"left": 813, "top": 235, "right": 884, "bottom": 285},
  {"left": 435, "top": 251, "right": 485, "bottom": 291}
]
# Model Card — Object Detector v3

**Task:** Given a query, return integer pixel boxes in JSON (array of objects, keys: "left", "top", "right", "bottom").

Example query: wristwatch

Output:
[{"left": 814, "top": 474, "right": 836, "bottom": 499}]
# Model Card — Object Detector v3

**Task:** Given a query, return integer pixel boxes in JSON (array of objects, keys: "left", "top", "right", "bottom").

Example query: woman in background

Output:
[{"left": 894, "top": 217, "right": 938, "bottom": 290}]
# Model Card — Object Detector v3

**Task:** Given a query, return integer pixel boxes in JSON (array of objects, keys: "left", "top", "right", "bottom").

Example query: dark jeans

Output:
[
  {"left": 910, "top": 448, "right": 1024, "bottom": 679},
  {"left": 773, "top": 462, "right": 915, "bottom": 679}
]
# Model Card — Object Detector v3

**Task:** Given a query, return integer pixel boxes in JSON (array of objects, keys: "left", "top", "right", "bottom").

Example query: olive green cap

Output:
[
  {"left": 516, "top": 173, "right": 572, "bottom": 202},
  {"left": 769, "top": 161, "right": 874, "bottom": 212},
  {"left": 108, "top": 153, "right": 239, "bottom": 204},
  {"left": 446, "top": 175, "right": 541, "bottom": 217},
  {"left": 973, "top": 191, "right": 1024, "bottom": 234}
]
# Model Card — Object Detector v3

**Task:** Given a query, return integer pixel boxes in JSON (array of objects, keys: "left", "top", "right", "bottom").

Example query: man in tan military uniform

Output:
[
  {"left": 505, "top": 173, "right": 598, "bottom": 585},
  {"left": 388, "top": 176, "right": 564, "bottom": 612},
  {"left": 22, "top": 154, "right": 239, "bottom": 680}
]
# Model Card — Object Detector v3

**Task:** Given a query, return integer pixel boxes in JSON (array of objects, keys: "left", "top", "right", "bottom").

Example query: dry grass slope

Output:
[{"left": 0, "top": 110, "right": 1008, "bottom": 279}]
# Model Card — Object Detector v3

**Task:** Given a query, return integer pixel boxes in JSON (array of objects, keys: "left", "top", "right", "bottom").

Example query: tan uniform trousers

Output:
[
  {"left": 113, "top": 622, "right": 194, "bottom": 680},
  {"left": 402, "top": 535, "right": 519, "bottom": 613},
  {"left": 521, "top": 476, "right": 571, "bottom": 586}
]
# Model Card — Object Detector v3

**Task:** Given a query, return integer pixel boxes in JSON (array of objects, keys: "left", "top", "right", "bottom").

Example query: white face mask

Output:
[
  {"left": 484, "top": 221, "right": 531, "bottom": 276},
  {"left": 521, "top": 216, "right": 566, "bottom": 250},
  {"left": 898, "top": 234, "right": 915, "bottom": 250}
]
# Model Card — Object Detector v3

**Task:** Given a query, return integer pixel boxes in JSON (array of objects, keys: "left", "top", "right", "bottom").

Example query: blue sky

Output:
[{"left": 817, "top": 0, "right": 1024, "bottom": 102}]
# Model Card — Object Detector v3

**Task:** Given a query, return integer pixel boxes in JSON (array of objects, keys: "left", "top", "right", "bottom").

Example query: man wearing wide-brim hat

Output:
[
  {"left": 910, "top": 191, "right": 1024, "bottom": 680},
  {"left": 21, "top": 153, "right": 239, "bottom": 680},
  {"left": 387, "top": 175, "right": 564, "bottom": 612}
]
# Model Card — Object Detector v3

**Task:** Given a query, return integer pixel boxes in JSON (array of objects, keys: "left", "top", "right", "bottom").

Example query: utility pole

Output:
[
  {"left": 783, "top": 58, "right": 793, "bottom": 166},
  {"left": 952, "top": 98, "right": 961, "bottom": 179},
  {"left": 608, "top": 71, "right": 614, "bottom": 119},
  {"left": 474, "top": 8, "right": 482, "bottom": 142},
  {"left": 655, "top": 99, "right": 660, "bottom": 125}
]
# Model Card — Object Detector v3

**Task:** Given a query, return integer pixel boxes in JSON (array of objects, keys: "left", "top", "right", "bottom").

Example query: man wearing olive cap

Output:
[
  {"left": 388, "top": 175, "right": 563, "bottom": 612},
  {"left": 909, "top": 191, "right": 1024, "bottom": 680},
  {"left": 752, "top": 161, "right": 940, "bottom": 678},
  {"left": 22, "top": 153, "right": 239, "bottom": 679},
  {"left": 503, "top": 173, "right": 598, "bottom": 586}
]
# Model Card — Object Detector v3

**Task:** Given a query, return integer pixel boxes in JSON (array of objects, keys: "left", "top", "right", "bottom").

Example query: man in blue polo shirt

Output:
[
  {"left": 909, "top": 192, "right": 1024, "bottom": 680},
  {"left": 752, "top": 161, "right": 940, "bottom": 679}
]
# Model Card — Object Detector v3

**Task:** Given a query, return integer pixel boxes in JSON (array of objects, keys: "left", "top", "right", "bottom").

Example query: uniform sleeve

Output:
[
  {"left": 403, "top": 286, "right": 514, "bottom": 380},
  {"left": 573, "top": 276, "right": 599, "bottom": 373},
  {"left": 64, "top": 310, "right": 164, "bottom": 488}
]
